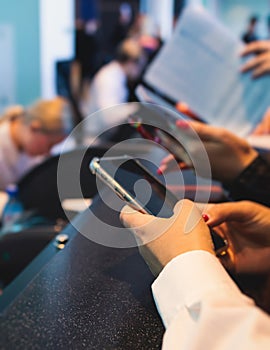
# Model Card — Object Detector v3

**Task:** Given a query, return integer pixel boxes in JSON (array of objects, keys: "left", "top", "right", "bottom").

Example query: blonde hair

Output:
[
  {"left": 116, "top": 38, "right": 143, "bottom": 63},
  {"left": 26, "top": 97, "right": 73, "bottom": 134},
  {"left": 1, "top": 105, "right": 24, "bottom": 120},
  {"left": 2, "top": 97, "right": 73, "bottom": 135}
]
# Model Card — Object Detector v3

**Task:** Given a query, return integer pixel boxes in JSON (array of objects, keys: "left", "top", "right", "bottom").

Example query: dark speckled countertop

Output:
[{"left": 0, "top": 189, "right": 164, "bottom": 350}]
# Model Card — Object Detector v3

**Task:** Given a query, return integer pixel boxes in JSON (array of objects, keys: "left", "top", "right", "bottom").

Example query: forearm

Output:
[{"left": 152, "top": 251, "right": 270, "bottom": 349}]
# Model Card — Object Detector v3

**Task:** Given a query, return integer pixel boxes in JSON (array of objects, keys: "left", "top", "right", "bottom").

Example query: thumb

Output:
[
  {"left": 120, "top": 205, "right": 154, "bottom": 229},
  {"left": 120, "top": 205, "right": 168, "bottom": 244}
]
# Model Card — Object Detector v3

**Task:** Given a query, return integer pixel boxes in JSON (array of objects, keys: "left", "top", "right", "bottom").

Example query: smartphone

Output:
[
  {"left": 89, "top": 155, "right": 228, "bottom": 256},
  {"left": 128, "top": 104, "right": 193, "bottom": 167}
]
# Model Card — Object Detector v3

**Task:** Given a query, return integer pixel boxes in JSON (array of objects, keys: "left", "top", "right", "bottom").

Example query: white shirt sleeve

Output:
[{"left": 152, "top": 250, "right": 270, "bottom": 350}]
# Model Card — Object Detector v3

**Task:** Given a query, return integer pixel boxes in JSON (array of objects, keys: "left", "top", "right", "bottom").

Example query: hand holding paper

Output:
[{"left": 144, "top": 6, "right": 270, "bottom": 137}]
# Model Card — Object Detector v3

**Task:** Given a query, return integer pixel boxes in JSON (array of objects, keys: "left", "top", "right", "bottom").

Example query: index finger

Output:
[
  {"left": 205, "top": 202, "right": 254, "bottom": 227},
  {"left": 120, "top": 205, "right": 174, "bottom": 244},
  {"left": 120, "top": 205, "right": 154, "bottom": 228},
  {"left": 177, "top": 119, "right": 228, "bottom": 143},
  {"left": 240, "top": 53, "right": 268, "bottom": 73},
  {"left": 241, "top": 41, "right": 270, "bottom": 56}
]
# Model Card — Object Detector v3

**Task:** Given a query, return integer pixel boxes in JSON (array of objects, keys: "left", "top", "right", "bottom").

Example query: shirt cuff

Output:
[{"left": 152, "top": 250, "right": 248, "bottom": 328}]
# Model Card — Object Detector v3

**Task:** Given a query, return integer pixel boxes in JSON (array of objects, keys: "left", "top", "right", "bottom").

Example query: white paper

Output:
[{"left": 144, "top": 6, "right": 270, "bottom": 137}]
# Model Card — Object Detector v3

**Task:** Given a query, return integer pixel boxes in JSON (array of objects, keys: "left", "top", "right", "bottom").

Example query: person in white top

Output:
[
  {"left": 120, "top": 199, "right": 270, "bottom": 349},
  {"left": 0, "top": 96, "right": 73, "bottom": 190},
  {"left": 82, "top": 38, "right": 145, "bottom": 141}
]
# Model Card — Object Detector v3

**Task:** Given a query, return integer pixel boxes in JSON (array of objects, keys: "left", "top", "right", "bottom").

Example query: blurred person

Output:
[
  {"left": 157, "top": 120, "right": 270, "bottom": 206},
  {"left": 242, "top": 15, "right": 259, "bottom": 44},
  {"left": 120, "top": 199, "right": 270, "bottom": 349},
  {"left": 74, "top": 18, "right": 101, "bottom": 99},
  {"left": 129, "top": 14, "right": 163, "bottom": 62},
  {"left": 111, "top": 3, "right": 134, "bottom": 53},
  {"left": 82, "top": 38, "right": 146, "bottom": 141},
  {"left": 0, "top": 97, "right": 73, "bottom": 190},
  {"left": 127, "top": 13, "right": 145, "bottom": 40}
]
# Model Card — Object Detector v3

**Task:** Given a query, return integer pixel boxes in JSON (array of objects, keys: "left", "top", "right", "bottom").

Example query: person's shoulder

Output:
[
  {"left": 94, "top": 61, "right": 124, "bottom": 84},
  {"left": 98, "top": 61, "right": 122, "bottom": 74}
]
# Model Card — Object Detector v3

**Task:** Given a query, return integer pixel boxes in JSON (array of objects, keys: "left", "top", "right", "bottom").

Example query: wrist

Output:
[
  {"left": 223, "top": 154, "right": 270, "bottom": 205},
  {"left": 238, "top": 148, "right": 259, "bottom": 176},
  {"left": 158, "top": 232, "right": 215, "bottom": 268},
  {"left": 225, "top": 148, "right": 258, "bottom": 183}
]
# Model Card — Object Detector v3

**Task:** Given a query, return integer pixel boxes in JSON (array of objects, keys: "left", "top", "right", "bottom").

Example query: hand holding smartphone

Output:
[
  {"left": 128, "top": 104, "right": 193, "bottom": 167},
  {"left": 89, "top": 155, "right": 228, "bottom": 256}
]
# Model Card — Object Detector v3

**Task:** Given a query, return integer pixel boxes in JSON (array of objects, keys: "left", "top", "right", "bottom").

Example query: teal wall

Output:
[
  {"left": 218, "top": 0, "right": 270, "bottom": 38},
  {"left": 0, "top": 0, "right": 41, "bottom": 105},
  {"left": 201, "top": 0, "right": 270, "bottom": 39}
]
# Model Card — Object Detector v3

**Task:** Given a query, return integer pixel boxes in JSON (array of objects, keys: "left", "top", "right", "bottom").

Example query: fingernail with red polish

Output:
[
  {"left": 157, "top": 168, "right": 162, "bottom": 175},
  {"left": 176, "top": 120, "right": 189, "bottom": 129},
  {"left": 202, "top": 214, "right": 209, "bottom": 222}
]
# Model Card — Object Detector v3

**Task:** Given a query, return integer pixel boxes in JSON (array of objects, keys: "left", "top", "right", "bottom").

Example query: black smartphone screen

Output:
[{"left": 100, "top": 157, "right": 177, "bottom": 218}]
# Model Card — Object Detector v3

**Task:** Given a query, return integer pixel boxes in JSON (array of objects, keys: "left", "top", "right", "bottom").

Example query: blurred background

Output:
[{"left": 1, "top": 0, "right": 270, "bottom": 113}]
